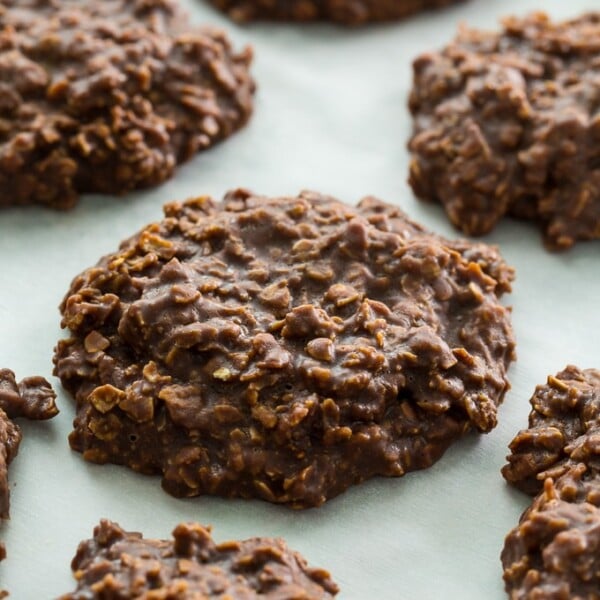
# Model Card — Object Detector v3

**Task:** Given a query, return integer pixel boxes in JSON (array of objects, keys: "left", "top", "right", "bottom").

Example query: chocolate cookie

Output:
[
  {"left": 0, "top": 369, "right": 58, "bottom": 561},
  {"left": 0, "top": 0, "right": 254, "bottom": 209},
  {"left": 207, "top": 0, "right": 465, "bottom": 25},
  {"left": 408, "top": 13, "right": 600, "bottom": 250},
  {"left": 502, "top": 478, "right": 600, "bottom": 600},
  {"left": 501, "top": 367, "right": 600, "bottom": 599},
  {"left": 59, "top": 519, "right": 338, "bottom": 599},
  {"left": 502, "top": 366, "right": 600, "bottom": 496},
  {"left": 54, "top": 190, "right": 515, "bottom": 508}
]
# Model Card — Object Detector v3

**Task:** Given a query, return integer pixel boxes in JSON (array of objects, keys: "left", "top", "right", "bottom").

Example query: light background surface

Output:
[{"left": 0, "top": 0, "right": 598, "bottom": 597}]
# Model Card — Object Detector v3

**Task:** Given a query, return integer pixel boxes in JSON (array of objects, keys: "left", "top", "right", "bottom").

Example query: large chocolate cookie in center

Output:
[{"left": 54, "top": 190, "right": 515, "bottom": 507}]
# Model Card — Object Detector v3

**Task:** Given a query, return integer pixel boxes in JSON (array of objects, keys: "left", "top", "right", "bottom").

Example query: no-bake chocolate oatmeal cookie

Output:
[
  {"left": 409, "top": 13, "right": 600, "bottom": 250},
  {"left": 54, "top": 190, "right": 515, "bottom": 508},
  {"left": 207, "top": 0, "right": 465, "bottom": 25},
  {"left": 59, "top": 519, "right": 338, "bottom": 599},
  {"left": 502, "top": 367, "right": 600, "bottom": 599},
  {"left": 502, "top": 477, "right": 600, "bottom": 600},
  {"left": 503, "top": 366, "right": 600, "bottom": 496},
  {"left": 0, "top": 0, "right": 254, "bottom": 209},
  {"left": 0, "top": 369, "right": 58, "bottom": 561}
]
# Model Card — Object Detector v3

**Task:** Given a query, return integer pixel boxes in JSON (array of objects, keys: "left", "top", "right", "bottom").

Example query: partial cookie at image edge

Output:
[
  {"left": 58, "top": 519, "right": 339, "bottom": 599},
  {"left": 408, "top": 12, "right": 600, "bottom": 250},
  {"left": 0, "top": 0, "right": 254, "bottom": 209},
  {"left": 501, "top": 366, "right": 600, "bottom": 599}
]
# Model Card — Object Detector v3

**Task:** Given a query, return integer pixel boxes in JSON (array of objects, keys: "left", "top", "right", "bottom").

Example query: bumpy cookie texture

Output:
[
  {"left": 54, "top": 190, "right": 515, "bottom": 508},
  {"left": 0, "top": 410, "right": 20, "bottom": 524},
  {"left": 0, "top": 369, "right": 57, "bottom": 567},
  {"left": 502, "top": 479, "right": 600, "bottom": 600},
  {"left": 0, "top": 369, "right": 58, "bottom": 520},
  {"left": 207, "top": 0, "right": 465, "bottom": 25},
  {"left": 502, "top": 368, "right": 600, "bottom": 600},
  {"left": 59, "top": 519, "right": 338, "bottom": 599},
  {"left": 0, "top": 0, "right": 254, "bottom": 209},
  {"left": 502, "top": 366, "right": 600, "bottom": 496},
  {"left": 409, "top": 12, "right": 600, "bottom": 250}
]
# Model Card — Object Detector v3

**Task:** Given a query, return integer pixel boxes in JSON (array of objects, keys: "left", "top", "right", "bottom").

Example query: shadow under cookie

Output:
[{"left": 206, "top": 0, "right": 466, "bottom": 25}]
